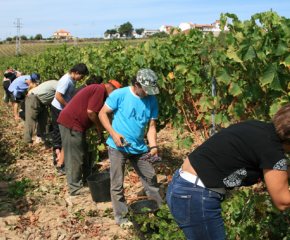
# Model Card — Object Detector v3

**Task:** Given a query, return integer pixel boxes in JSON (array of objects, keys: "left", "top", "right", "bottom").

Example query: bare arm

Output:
[
  {"left": 287, "top": 166, "right": 290, "bottom": 178},
  {"left": 147, "top": 119, "right": 158, "bottom": 156},
  {"left": 99, "top": 104, "right": 124, "bottom": 147},
  {"left": 264, "top": 169, "right": 290, "bottom": 210},
  {"left": 55, "top": 91, "right": 68, "bottom": 107},
  {"left": 87, "top": 109, "right": 104, "bottom": 133},
  {"left": 25, "top": 79, "right": 32, "bottom": 85}
]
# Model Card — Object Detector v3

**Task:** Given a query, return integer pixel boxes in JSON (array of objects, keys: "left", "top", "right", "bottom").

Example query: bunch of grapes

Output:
[{"left": 140, "top": 153, "right": 162, "bottom": 165}]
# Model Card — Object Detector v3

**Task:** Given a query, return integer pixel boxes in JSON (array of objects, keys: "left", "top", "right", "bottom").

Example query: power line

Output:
[
  {"left": 74, "top": 22, "right": 78, "bottom": 46},
  {"left": 92, "top": 23, "right": 95, "bottom": 39},
  {"left": 14, "top": 18, "right": 23, "bottom": 55}
]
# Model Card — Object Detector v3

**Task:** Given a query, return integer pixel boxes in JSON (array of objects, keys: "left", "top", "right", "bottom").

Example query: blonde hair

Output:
[{"left": 28, "top": 82, "right": 39, "bottom": 92}]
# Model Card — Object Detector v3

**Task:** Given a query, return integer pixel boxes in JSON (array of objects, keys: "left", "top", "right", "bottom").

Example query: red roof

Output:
[
  {"left": 188, "top": 23, "right": 194, "bottom": 25},
  {"left": 214, "top": 20, "right": 220, "bottom": 23},
  {"left": 173, "top": 29, "right": 191, "bottom": 35},
  {"left": 54, "top": 30, "right": 70, "bottom": 33},
  {"left": 164, "top": 25, "right": 174, "bottom": 28}
]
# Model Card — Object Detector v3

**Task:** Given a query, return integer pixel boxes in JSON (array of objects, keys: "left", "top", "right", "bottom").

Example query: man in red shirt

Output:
[{"left": 57, "top": 81, "right": 121, "bottom": 196}]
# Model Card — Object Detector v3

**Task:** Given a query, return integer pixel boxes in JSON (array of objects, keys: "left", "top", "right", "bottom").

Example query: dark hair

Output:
[
  {"left": 131, "top": 76, "right": 142, "bottom": 88},
  {"left": 272, "top": 103, "right": 290, "bottom": 143},
  {"left": 69, "top": 63, "right": 89, "bottom": 75},
  {"left": 86, "top": 75, "right": 103, "bottom": 85},
  {"left": 106, "top": 82, "right": 117, "bottom": 90}
]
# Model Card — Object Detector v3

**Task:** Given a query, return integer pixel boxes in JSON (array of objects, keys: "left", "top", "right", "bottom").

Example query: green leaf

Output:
[
  {"left": 181, "top": 137, "right": 194, "bottom": 149},
  {"left": 97, "top": 143, "right": 105, "bottom": 151},
  {"left": 176, "top": 64, "right": 187, "bottom": 74},
  {"left": 240, "top": 44, "right": 256, "bottom": 62},
  {"left": 175, "top": 81, "right": 184, "bottom": 94},
  {"left": 134, "top": 55, "right": 145, "bottom": 67},
  {"left": 229, "top": 82, "right": 242, "bottom": 96},
  {"left": 260, "top": 64, "right": 289, "bottom": 90},
  {"left": 275, "top": 41, "right": 288, "bottom": 56},
  {"left": 281, "top": 53, "right": 290, "bottom": 67},
  {"left": 216, "top": 67, "right": 231, "bottom": 84},
  {"left": 198, "top": 96, "right": 213, "bottom": 112},
  {"left": 227, "top": 46, "right": 243, "bottom": 63}
]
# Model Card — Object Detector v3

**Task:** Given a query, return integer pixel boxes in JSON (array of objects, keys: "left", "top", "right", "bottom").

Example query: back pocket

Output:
[{"left": 170, "top": 193, "right": 191, "bottom": 224}]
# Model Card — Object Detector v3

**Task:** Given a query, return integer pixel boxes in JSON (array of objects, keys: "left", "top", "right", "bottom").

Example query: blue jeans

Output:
[{"left": 166, "top": 169, "right": 226, "bottom": 240}]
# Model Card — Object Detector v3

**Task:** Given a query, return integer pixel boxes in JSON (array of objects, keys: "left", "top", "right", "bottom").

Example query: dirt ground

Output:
[{"left": 0, "top": 90, "right": 202, "bottom": 240}]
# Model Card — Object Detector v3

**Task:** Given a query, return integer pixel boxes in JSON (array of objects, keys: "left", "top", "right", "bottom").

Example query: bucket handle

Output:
[
  {"left": 128, "top": 196, "right": 157, "bottom": 207},
  {"left": 91, "top": 157, "right": 110, "bottom": 175}
]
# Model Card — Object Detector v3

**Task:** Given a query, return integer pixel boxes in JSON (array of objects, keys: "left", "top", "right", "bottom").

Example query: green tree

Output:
[
  {"left": 6, "top": 37, "right": 12, "bottom": 41},
  {"left": 29, "top": 36, "right": 34, "bottom": 40},
  {"left": 34, "top": 34, "right": 43, "bottom": 40},
  {"left": 105, "top": 29, "right": 117, "bottom": 38},
  {"left": 13, "top": 36, "right": 17, "bottom": 40},
  {"left": 135, "top": 28, "right": 144, "bottom": 35},
  {"left": 20, "top": 35, "right": 27, "bottom": 40},
  {"left": 148, "top": 31, "right": 169, "bottom": 39},
  {"left": 119, "top": 22, "right": 133, "bottom": 38}
]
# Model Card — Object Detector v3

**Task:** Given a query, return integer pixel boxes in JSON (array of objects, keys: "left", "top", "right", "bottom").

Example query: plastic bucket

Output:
[
  {"left": 128, "top": 197, "right": 159, "bottom": 240},
  {"left": 86, "top": 172, "right": 111, "bottom": 202}
]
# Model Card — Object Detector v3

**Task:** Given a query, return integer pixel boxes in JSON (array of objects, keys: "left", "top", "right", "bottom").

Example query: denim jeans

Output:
[
  {"left": 166, "top": 169, "right": 226, "bottom": 240},
  {"left": 108, "top": 146, "right": 162, "bottom": 225}
]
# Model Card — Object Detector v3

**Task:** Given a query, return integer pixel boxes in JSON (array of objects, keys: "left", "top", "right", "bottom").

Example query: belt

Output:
[
  {"left": 179, "top": 169, "right": 226, "bottom": 195},
  {"left": 31, "top": 93, "right": 43, "bottom": 104}
]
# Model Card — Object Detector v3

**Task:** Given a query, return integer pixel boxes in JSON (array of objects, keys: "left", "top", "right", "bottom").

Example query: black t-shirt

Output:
[
  {"left": 189, "top": 120, "right": 287, "bottom": 189},
  {"left": 72, "top": 85, "right": 86, "bottom": 97}
]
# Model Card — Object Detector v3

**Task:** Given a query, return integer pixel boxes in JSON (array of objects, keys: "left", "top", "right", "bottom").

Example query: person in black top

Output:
[
  {"left": 166, "top": 103, "right": 290, "bottom": 240},
  {"left": 72, "top": 75, "right": 103, "bottom": 97},
  {"left": 3, "top": 70, "right": 23, "bottom": 109}
]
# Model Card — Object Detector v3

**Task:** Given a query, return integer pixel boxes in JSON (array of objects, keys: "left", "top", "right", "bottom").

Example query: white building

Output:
[
  {"left": 142, "top": 29, "right": 159, "bottom": 37},
  {"left": 159, "top": 25, "right": 174, "bottom": 34},
  {"left": 212, "top": 20, "right": 230, "bottom": 32},
  {"left": 104, "top": 31, "right": 142, "bottom": 39},
  {"left": 178, "top": 23, "right": 195, "bottom": 32},
  {"left": 51, "top": 30, "right": 73, "bottom": 39}
]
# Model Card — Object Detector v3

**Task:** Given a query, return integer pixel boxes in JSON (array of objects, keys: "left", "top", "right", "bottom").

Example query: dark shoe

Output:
[
  {"left": 70, "top": 187, "right": 90, "bottom": 196},
  {"left": 55, "top": 165, "right": 66, "bottom": 175}
]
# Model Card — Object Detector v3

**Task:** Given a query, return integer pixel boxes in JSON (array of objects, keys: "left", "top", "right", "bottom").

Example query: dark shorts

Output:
[{"left": 13, "top": 92, "right": 26, "bottom": 103}]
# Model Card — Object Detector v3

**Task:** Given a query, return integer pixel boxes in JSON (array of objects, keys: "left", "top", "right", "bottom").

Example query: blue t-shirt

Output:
[
  {"left": 106, "top": 86, "right": 159, "bottom": 154},
  {"left": 51, "top": 73, "right": 76, "bottom": 110},
  {"left": 8, "top": 75, "right": 32, "bottom": 98}
]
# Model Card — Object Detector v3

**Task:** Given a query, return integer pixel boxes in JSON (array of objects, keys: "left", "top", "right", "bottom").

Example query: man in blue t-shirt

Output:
[
  {"left": 99, "top": 69, "right": 162, "bottom": 226},
  {"left": 51, "top": 63, "right": 89, "bottom": 174}
]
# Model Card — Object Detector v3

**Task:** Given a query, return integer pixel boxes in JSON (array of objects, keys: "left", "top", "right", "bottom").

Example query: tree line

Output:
[
  {"left": 105, "top": 21, "right": 144, "bottom": 38},
  {"left": 5, "top": 34, "right": 43, "bottom": 41}
]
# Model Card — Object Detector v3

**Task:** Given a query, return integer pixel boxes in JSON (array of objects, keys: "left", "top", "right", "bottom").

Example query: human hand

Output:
[
  {"left": 112, "top": 132, "right": 125, "bottom": 147},
  {"left": 150, "top": 148, "right": 158, "bottom": 156}
]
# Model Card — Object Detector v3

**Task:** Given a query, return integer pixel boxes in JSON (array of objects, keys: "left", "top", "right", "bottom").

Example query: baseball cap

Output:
[
  {"left": 109, "top": 80, "right": 122, "bottom": 89},
  {"left": 31, "top": 73, "right": 40, "bottom": 82},
  {"left": 136, "top": 69, "right": 159, "bottom": 95}
]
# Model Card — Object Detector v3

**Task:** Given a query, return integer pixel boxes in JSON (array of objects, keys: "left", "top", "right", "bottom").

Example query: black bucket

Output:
[
  {"left": 86, "top": 172, "right": 111, "bottom": 202},
  {"left": 128, "top": 197, "right": 159, "bottom": 240}
]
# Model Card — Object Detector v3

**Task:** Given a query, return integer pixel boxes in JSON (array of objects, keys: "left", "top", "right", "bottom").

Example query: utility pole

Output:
[
  {"left": 14, "top": 18, "right": 22, "bottom": 55},
  {"left": 74, "top": 22, "right": 78, "bottom": 46},
  {"left": 92, "top": 23, "right": 95, "bottom": 39}
]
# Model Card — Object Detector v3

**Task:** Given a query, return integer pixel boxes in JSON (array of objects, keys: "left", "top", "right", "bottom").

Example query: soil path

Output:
[{"left": 0, "top": 89, "right": 199, "bottom": 240}]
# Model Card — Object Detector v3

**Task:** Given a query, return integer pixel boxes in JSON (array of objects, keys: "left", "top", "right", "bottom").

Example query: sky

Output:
[{"left": 1, "top": 0, "right": 290, "bottom": 40}]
